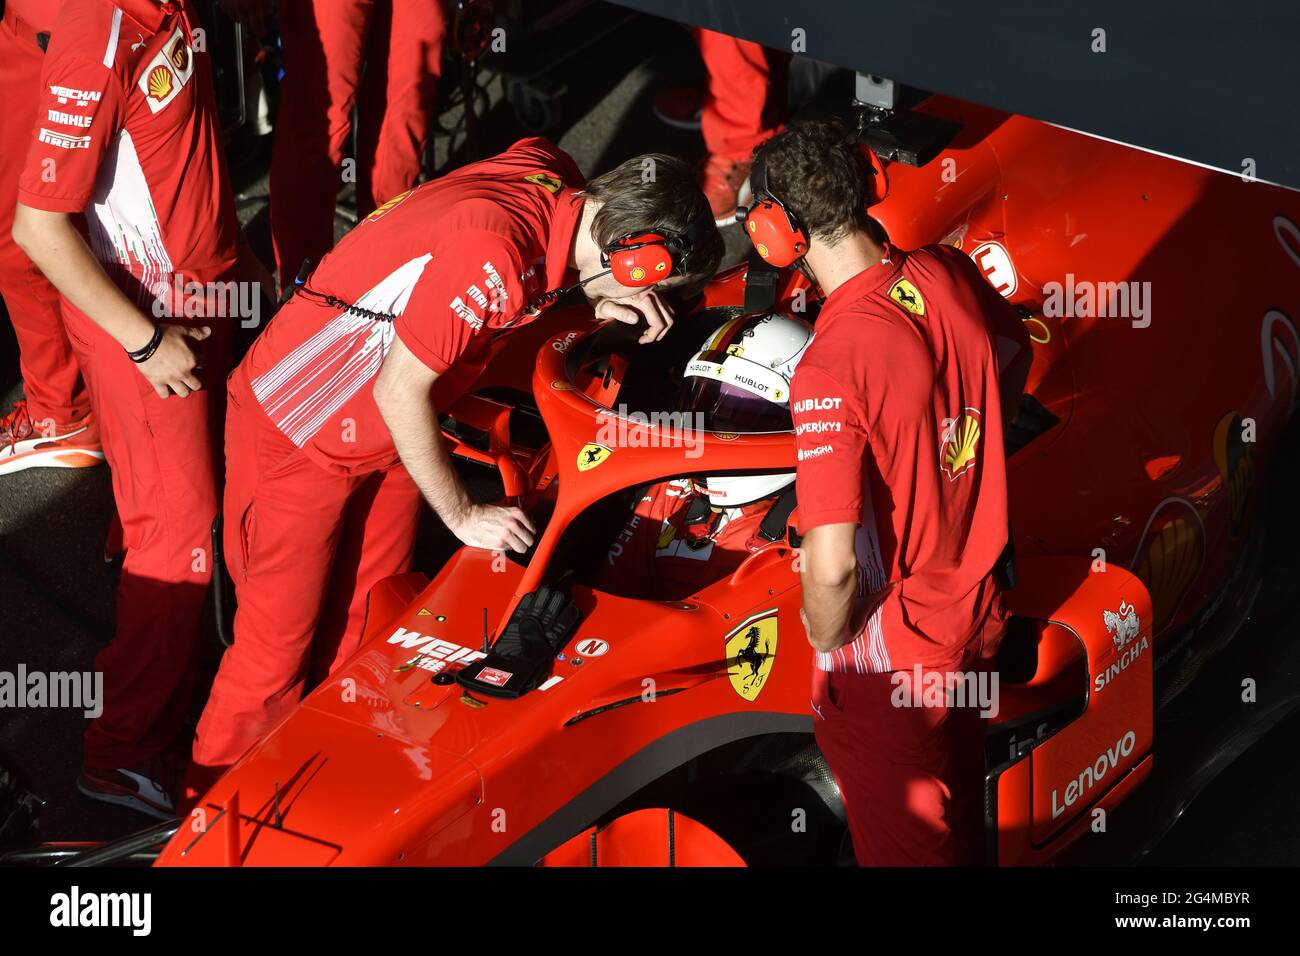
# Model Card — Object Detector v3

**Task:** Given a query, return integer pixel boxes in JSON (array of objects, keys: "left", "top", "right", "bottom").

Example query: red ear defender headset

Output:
[
  {"left": 737, "top": 150, "right": 809, "bottom": 268},
  {"left": 600, "top": 228, "right": 693, "bottom": 288},
  {"left": 738, "top": 144, "right": 889, "bottom": 267},
  {"left": 523, "top": 216, "right": 707, "bottom": 311}
]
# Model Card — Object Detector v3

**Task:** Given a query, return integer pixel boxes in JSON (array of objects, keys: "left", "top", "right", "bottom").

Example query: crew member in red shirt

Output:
[
  {"left": 742, "top": 120, "right": 1032, "bottom": 865},
  {"left": 12, "top": 0, "right": 256, "bottom": 818},
  {"left": 596, "top": 313, "right": 812, "bottom": 599},
  {"left": 186, "top": 139, "right": 724, "bottom": 793},
  {"left": 0, "top": 0, "right": 102, "bottom": 475}
]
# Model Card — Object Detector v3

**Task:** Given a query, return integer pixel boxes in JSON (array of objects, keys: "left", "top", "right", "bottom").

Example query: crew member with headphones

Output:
[
  {"left": 739, "top": 119, "right": 1031, "bottom": 866},
  {"left": 185, "top": 137, "right": 724, "bottom": 797}
]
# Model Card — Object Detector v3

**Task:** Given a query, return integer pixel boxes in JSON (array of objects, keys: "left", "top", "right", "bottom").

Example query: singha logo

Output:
[{"left": 1104, "top": 600, "right": 1141, "bottom": 651}]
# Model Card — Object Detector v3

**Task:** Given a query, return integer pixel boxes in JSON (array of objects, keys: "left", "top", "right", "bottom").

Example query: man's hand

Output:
[
  {"left": 448, "top": 502, "right": 536, "bottom": 553},
  {"left": 800, "top": 607, "right": 852, "bottom": 653},
  {"left": 800, "top": 587, "right": 890, "bottom": 653},
  {"left": 137, "top": 325, "right": 211, "bottom": 398},
  {"left": 594, "top": 288, "right": 674, "bottom": 343}
]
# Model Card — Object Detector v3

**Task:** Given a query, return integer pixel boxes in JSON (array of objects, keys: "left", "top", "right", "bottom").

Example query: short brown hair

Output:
[
  {"left": 584, "top": 154, "right": 725, "bottom": 289},
  {"left": 760, "top": 118, "right": 872, "bottom": 244}
]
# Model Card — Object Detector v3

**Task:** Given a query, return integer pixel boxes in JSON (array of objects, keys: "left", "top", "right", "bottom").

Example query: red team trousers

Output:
[
  {"left": 188, "top": 366, "right": 420, "bottom": 783},
  {"left": 269, "top": 0, "right": 446, "bottom": 279},
  {"left": 61, "top": 297, "right": 230, "bottom": 770},
  {"left": 0, "top": 7, "right": 88, "bottom": 429},
  {"left": 812, "top": 640, "right": 999, "bottom": 866},
  {"left": 696, "top": 28, "right": 783, "bottom": 160}
]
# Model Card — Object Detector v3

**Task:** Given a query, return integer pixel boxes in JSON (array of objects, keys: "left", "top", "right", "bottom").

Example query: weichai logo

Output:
[{"left": 387, "top": 627, "right": 486, "bottom": 674}]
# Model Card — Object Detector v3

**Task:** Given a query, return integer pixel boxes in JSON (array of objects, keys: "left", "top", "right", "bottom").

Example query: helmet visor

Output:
[{"left": 682, "top": 374, "right": 793, "bottom": 433}]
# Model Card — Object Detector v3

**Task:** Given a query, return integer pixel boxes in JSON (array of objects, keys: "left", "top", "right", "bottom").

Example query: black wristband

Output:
[{"left": 126, "top": 325, "right": 164, "bottom": 364}]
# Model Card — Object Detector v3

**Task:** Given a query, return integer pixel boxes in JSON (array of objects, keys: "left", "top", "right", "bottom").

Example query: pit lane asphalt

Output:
[{"left": 3, "top": 17, "right": 1299, "bottom": 864}]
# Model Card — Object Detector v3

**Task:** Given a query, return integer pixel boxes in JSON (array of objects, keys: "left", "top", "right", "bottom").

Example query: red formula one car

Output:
[{"left": 147, "top": 96, "right": 1300, "bottom": 867}]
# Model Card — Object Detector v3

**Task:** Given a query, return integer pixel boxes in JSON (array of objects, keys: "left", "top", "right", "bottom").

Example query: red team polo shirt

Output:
[
  {"left": 7, "top": 0, "right": 57, "bottom": 32},
  {"left": 240, "top": 137, "right": 585, "bottom": 475},
  {"left": 17, "top": 0, "right": 239, "bottom": 305},
  {"left": 791, "top": 244, "right": 1029, "bottom": 674},
  {"left": 594, "top": 479, "right": 773, "bottom": 600}
]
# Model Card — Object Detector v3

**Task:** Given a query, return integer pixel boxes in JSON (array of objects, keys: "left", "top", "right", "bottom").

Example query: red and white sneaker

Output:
[
  {"left": 652, "top": 87, "right": 704, "bottom": 130},
  {"left": 0, "top": 401, "right": 104, "bottom": 477},
  {"left": 77, "top": 761, "right": 178, "bottom": 820},
  {"left": 702, "top": 154, "right": 754, "bottom": 226}
]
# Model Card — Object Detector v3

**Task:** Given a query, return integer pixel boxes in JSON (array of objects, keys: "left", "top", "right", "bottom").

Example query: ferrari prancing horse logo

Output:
[
  {"left": 524, "top": 173, "right": 564, "bottom": 194},
  {"left": 577, "top": 442, "right": 612, "bottom": 471},
  {"left": 725, "top": 610, "right": 778, "bottom": 702},
  {"left": 888, "top": 278, "right": 925, "bottom": 315}
]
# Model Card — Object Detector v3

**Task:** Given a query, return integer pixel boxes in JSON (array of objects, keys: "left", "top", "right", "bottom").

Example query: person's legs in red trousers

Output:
[
  {"left": 187, "top": 368, "right": 419, "bottom": 794},
  {"left": 310, "top": 463, "right": 419, "bottom": 681},
  {"left": 270, "top": 0, "right": 444, "bottom": 279},
  {"left": 695, "top": 29, "right": 786, "bottom": 223},
  {"left": 61, "top": 298, "right": 227, "bottom": 814},
  {"left": 813, "top": 661, "right": 991, "bottom": 866},
  {"left": 269, "top": 0, "right": 373, "bottom": 281},
  {"left": 354, "top": 0, "right": 444, "bottom": 217},
  {"left": 0, "top": 10, "right": 98, "bottom": 472}
]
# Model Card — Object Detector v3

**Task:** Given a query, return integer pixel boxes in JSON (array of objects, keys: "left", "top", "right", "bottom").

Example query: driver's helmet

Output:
[{"left": 681, "top": 312, "right": 814, "bottom": 506}]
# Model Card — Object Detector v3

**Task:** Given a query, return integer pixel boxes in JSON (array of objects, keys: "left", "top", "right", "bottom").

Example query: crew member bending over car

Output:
[
  {"left": 186, "top": 138, "right": 724, "bottom": 796},
  {"left": 741, "top": 119, "right": 1032, "bottom": 865},
  {"left": 596, "top": 313, "right": 813, "bottom": 600}
]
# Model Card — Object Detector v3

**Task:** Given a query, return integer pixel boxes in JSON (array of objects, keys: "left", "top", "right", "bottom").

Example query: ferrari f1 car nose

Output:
[{"left": 155, "top": 713, "right": 484, "bottom": 866}]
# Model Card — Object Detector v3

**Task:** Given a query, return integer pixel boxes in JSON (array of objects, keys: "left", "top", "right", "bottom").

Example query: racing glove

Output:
[{"left": 457, "top": 586, "right": 581, "bottom": 699}]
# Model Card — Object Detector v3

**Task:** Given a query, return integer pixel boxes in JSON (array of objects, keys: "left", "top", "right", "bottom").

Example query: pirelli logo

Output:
[{"left": 38, "top": 128, "right": 91, "bottom": 150}]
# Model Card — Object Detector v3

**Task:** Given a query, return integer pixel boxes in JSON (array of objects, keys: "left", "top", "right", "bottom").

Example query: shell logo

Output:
[
  {"left": 756, "top": 242, "right": 769, "bottom": 258},
  {"left": 940, "top": 409, "right": 981, "bottom": 480},
  {"left": 147, "top": 65, "right": 173, "bottom": 101},
  {"left": 629, "top": 266, "right": 645, "bottom": 282}
]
